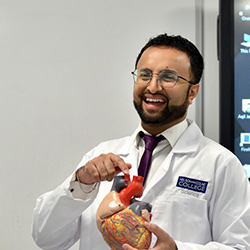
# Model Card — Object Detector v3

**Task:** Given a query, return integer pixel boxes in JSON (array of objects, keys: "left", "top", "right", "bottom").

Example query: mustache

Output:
[{"left": 141, "top": 90, "right": 169, "bottom": 99}]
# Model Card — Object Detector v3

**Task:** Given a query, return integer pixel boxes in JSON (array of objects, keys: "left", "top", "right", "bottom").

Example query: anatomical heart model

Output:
[{"left": 96, "top": 174, "right": 152, "bottom": 250}]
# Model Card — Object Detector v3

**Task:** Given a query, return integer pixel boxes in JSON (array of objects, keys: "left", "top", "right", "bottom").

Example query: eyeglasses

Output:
[{"left": 131, "top": 68, "right": 197, "bottom": 88}]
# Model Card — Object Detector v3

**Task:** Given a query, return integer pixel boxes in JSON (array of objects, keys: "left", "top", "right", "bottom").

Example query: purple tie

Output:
[{"left": 138, "top": 132, "right": 165, "bottom": 185}]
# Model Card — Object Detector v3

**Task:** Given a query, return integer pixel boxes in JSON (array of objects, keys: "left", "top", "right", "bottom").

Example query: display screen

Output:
[{"left": 234, "top": 1, "right": 250, "bottom": 179}]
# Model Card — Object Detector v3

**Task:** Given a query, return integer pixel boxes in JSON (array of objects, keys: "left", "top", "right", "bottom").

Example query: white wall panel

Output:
[{"left": 203, "top": 0, "right": 219, "bottom": 142}]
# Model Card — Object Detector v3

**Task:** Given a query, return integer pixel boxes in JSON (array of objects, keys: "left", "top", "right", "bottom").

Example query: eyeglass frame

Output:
[{"left": 131, "top": 68, "right": 197, "bottom": 88}]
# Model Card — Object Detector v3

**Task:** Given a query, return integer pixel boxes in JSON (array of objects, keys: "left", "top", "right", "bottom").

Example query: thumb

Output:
[
  {"left": 122, "top": 243, "right": 136, "bottom": 250},
  {"left": 144, "top": 222, "right": 169, "bottom": 241},
  {"left": 144, "top": 222, "right": 177, "bottom": 250}
]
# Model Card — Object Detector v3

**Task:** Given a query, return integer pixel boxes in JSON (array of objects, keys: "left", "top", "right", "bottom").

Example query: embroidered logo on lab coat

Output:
[{"left": 176, "top": 176, "right": 208, "bottom": 193}]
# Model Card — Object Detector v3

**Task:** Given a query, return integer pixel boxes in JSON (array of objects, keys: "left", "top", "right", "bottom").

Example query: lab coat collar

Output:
[
  {"left": 110, "top": 119, "right": 203, "bottom": 156},
  {"left": 105, "top": 119, "right": 203, "bottom": 179},
  {"left": 171, "top": 119, "right": 203, "bottom": 154},
  {"left": 136, "top": 120, "right": 188, "bottom": 149}
]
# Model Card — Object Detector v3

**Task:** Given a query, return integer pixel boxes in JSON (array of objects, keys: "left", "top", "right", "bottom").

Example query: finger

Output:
[
  {"left": 85, "top": 154, "right": 114, "bottom": 182},
  {"left": 114, "top": 163, "right": 132, "bottom": 175},
  {"left": 78, "top": 163, "right": 101, "bottom": 184},
  {"left": 86, "top": 154, "right": 126, "bottom": 182},
  {"left": 122, "top": 243, "right": 139, "bottom": 250},
  {"left": 98, "top": 153, "right": 128, "bottom": 181},
  {"left": 88, "top": 154, "right": 118, "bottom": 182},
  {"left": 107, "top": 163, "right": 132, "bottom": 182},
  {"left": 144, "top": 222, "right": 169, "bottom": 242},
  {"left": 78, "top": 154, "right": 132, "bottom": 184},
  {"left": 84, "top": 161, "right": 104, "bottom": 183},
  {"left": 144, "top": 223, "right": 177, "bottom": 250},
  {"left": 127, "top": 163, "right": 132, "bottom": 170},
  {"left": 109, "top": 154, "right": 131, "bottom": 174},
  {"left": 103, "top": 157, "right": 117, "bottom": 181},
  {"left": 93, "top": 155, "right": 114, "bottom": 181}
]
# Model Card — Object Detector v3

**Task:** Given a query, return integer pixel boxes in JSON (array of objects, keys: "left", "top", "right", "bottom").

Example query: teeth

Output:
[{"left": 146, "top": 98, "right": 165, "bottom": 103}]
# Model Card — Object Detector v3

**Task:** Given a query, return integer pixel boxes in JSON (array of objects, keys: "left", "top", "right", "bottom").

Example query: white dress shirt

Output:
[{"left": 137, "top": 119, "right": 188, "bottom": 187}]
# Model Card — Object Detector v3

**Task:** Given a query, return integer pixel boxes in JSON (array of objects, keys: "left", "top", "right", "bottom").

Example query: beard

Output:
[{"left": 133, "top": 90, "right": 190, "bottom": 127}]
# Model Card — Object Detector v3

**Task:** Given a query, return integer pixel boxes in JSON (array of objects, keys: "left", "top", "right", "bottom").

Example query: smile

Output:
[{"left": 145, "top": 98, "right": 165, "bottom": 104}]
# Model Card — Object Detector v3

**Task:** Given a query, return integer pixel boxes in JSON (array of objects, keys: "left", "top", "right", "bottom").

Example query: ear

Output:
[{"left": 188, "top": 84, "right": 200, "bottom": 105}]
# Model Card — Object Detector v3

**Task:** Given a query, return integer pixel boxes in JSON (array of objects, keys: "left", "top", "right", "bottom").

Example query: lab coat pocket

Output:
[{"left": 152, "top": 193, "right": 211, "bottom": 243}]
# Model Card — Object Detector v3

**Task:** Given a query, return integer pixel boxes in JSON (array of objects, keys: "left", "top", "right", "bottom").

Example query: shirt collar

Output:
[{"left": 135, "top": 119, "right": 188, "bottom": 148}]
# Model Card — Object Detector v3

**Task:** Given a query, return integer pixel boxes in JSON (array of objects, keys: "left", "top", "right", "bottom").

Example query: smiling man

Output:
[
  {"left": 133, "top": 46, "right": 199, "bottom": 135},
  {"left": 32, "top": 34, "right": 250, "bottom": 250}
]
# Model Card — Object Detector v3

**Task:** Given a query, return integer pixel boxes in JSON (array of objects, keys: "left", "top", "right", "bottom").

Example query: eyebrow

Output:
[{"left": 139, "top": 67, "right": 177, "bottom": 73}]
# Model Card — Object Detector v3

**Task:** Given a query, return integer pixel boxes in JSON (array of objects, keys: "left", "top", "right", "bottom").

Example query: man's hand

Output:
[
  {"left": 122, "top": 222, "right": 177, "bottom": 250},
  {"left": 76, "top": 153, "right": 131, "bottom": 185}
]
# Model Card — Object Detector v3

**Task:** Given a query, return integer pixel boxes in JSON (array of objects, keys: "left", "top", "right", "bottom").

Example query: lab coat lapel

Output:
[
  {"left": 142, "top": 151, "right": 174, "bottom": 198},
  {"left": 125, "top": 143, "right": 139, "bottom": 177},
  {"left": 142, "top": 120, "right": 203, "bottom": 199},
  {"left": 113, "top": 128, "right": 140, "bottom": 178}
]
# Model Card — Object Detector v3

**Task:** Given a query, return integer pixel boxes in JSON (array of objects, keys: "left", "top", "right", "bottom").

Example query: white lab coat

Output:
[{"left": 32, "top": 120, "right": 250, "bottom": 250}]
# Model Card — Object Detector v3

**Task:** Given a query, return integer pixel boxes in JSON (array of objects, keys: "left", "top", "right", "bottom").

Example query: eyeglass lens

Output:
[{"left": 134, "top": 69, "right": 178, "bottom": 87}]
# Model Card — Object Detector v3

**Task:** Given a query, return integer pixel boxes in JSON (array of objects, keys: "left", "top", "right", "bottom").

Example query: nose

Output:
[{"left": 147, "top": 74, "right": 163, "bottom": 93}]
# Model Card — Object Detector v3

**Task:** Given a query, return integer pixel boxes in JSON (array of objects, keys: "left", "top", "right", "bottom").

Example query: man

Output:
[{"left": 32, "top": 34, "right": 250, "bottom": 250}]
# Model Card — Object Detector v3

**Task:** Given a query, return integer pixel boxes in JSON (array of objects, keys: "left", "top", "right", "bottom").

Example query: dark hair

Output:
[{"left": 135, "top": 33, "right": 204, "bottom": 84}]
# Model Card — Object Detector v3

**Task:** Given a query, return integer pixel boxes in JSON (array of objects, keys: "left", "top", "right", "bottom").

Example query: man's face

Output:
[{"left": 133, "top": 46, "right": 199, "bottom": 134}]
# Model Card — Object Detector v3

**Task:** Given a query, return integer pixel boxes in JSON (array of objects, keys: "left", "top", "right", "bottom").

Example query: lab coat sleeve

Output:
[
  {"left": 176, "top": 156, "right": 250, "bottom": 250},
  {"left": 32, "top": 174, "right": 99, "bottom": 250},
  {"left": 32, "top": 149, "right": 100, "bottom": 250}
]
